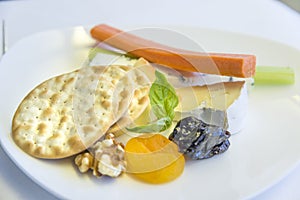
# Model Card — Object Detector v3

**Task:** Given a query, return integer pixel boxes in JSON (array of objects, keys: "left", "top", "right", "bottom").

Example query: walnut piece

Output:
[
  {"left": 74, "top": 152, "right": 93, "bottom": 173},
  {"left": 74, "top": 133, "right": 126, "bottom": 178}
]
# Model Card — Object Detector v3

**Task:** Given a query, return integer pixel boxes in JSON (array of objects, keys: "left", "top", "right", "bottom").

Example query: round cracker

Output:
[
  {"left": 108, "top": 58, "right": 155, "bottom": 134},
  {"left": 12, "top": 65, "right": 131, "bottom": 159},
  {"left": 109, "top": 85, "right": 150, "bottom": 134}
]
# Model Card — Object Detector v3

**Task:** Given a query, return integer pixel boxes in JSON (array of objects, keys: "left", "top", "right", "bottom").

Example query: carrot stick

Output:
[{"left": 90, "top": 24, "right": 256, "bottom": 78}]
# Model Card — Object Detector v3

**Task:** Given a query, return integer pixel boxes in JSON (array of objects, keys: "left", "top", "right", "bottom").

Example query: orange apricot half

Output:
[{"left": 125, "top": 134, "right": 185, "bottom": 184}]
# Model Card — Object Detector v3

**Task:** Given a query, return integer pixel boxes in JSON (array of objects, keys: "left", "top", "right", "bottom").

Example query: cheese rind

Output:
[{"left": 226, "top": 82, "right": 248, "bottom": 133}]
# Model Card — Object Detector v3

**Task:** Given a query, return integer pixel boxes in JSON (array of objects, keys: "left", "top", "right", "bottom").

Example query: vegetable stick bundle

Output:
[{"left": 91, "top": 24, "right": 256, "bottom": 78}]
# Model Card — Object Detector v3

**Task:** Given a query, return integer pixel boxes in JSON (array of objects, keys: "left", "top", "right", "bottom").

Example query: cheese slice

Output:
[
  {"left": 176, "top": 81, "right": 245, "bottom": 111},
  {"left": 176, "top": 81, "right": 248, "bottom": 134}
]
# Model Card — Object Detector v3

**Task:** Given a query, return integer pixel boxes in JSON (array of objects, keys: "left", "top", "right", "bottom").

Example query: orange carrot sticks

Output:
[{"left": 90, "top": 24, "right": 256, "bottom": 78}]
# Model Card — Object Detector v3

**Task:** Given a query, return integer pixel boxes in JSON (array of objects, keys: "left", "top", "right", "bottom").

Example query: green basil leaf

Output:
[
  {"left": 127, "top": 70, "right": 178, "bottom": 133},
  {"left": 149, "top": 71, "right": 178, "bottom": 118}
]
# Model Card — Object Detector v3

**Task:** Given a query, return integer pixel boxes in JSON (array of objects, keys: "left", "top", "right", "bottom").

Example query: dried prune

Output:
[{"left": 169, "top": 116, "right": 230, "bottom": 160}]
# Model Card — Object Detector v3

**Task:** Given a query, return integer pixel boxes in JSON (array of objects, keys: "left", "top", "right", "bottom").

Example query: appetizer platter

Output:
[{"left": 0, "top": 25, "right": 299, "bottom": 199}]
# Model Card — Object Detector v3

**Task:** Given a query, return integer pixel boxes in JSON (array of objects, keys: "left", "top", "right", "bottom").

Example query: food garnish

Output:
[
  {"left": 127, "top": 70, "right": 179, "bottom": 133},
  {"left": 125, "top": 134, "right": 185, "bottom": 184},
  {"left": 91, "top": 24, "right": 256, "bottom": 78},
  {"left": 169, "top": 116, "right": 231, "bottom": 160}
]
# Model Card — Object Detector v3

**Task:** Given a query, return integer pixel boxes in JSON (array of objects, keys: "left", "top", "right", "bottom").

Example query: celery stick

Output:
[
  {"left": 88, "top": 47, "right": 123, "bottom": 61},
  {"left": 254, "top": 66, "right": 295, "bottom": 85},
  {"left": 88, "top": 47, "right": 137, "bottom": 61}
]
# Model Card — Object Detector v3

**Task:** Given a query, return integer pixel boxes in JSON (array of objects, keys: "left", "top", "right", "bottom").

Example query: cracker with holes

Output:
[
  {"left": 109, "top": 59, "right": 155, "bottom": 134},
  {"left": 12, "top": 64, "right": 133, "bottom": 159}
]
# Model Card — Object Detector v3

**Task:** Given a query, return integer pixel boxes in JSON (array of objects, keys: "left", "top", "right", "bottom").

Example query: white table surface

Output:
[{"left": 1, "top": 0, "right": 300, "bottom": 199}]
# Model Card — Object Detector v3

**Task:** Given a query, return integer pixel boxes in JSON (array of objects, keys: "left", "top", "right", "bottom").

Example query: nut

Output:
[
  {"left": 74, "top": 152, "right": 93, "bottom": 173},
  {"left": 74, "top": 133, "right": 126, "bottom": 178}
]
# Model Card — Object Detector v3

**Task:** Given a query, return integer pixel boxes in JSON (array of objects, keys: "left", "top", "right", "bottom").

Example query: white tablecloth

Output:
[{"left": 1, "top": 0, "right": 300, "bottom": 199}]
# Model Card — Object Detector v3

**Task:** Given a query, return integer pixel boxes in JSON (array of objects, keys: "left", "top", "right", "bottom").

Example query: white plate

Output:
[{"left": 0, "top": 26, "right": 300, "bottom": 200}]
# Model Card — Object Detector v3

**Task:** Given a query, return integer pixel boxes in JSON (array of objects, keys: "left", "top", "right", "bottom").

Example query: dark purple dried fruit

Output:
[{"left": 169, "top": 116, "right": 230, "bottom": 160}]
